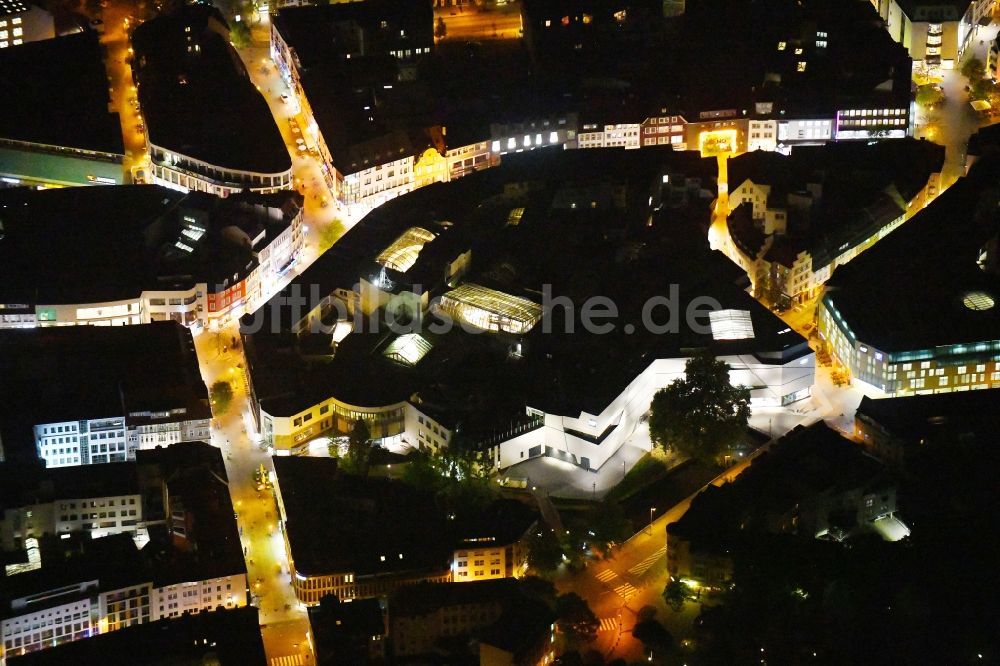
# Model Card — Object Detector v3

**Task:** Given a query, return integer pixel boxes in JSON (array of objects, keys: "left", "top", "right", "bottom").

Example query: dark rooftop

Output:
[
  {"left": 131, "top": 5, "right": 290, "bottom": 174},
  {"left": 728, "top": 139, "right": 944, "bottom": 269},
  {"left": 823, "top": 155, "right": 1000, "bottom": 352},
  {"left": 668, "top": 422, "right": 889, "bottom": 546},
  {"left": 273, "top": 456, "right": 452, "bottom": 577},
  {"left": 0, "top": 460, "right": 139, "bottom": 511},
  {"left": 390, "top": 579, "right": 519, "bottom": 618},
  {"left": 249, "top": 149, "right": 808, "bottom": 431},
  {"left": 0, "top": 322, "right": 209, "bottom": 463},
  {"left": 0, "top": 31, "right": 123, "bottom": 155},
  {"left": 0, "top": 185, "right": 302, "bottom": 306},
  {"left": 856, "top": 389, "right": 1000, "bottom": 444},
  {"left": 309, "top": 596, "right": 385, "bottom": 665},
  {"left": 0, "top": 443, "right": 243, "bottom": 617},
  {"left": 9, "top": 606, "right": 266, "bottom": 666}
]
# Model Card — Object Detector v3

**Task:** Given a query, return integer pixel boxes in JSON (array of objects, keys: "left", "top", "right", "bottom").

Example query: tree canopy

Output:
[
  {"left": 648, "top": 353, "right": 751, "bottom": 464},
  {"left": 209, "top": 380, "right": 234, "bottom": 416},
  {"left": 340, "top": 420, "right": 377, "bottom": 477},
  {"left": 554, "top": 593, "right": 599, "bottom": 643}
]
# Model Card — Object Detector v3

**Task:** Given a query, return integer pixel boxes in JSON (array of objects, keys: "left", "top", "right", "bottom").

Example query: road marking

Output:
[
  {"left": 270, "top": 655, "right": 303, "bottom": 666},
  {"left": 613, "top": 583, "right": 638, "bottom": 599},
  {"left": 628, "top": 545, "right": 667, "bottom": 576},
  {"left": 595, "top": 569, "right": 618, "bottom": 583},
  {"left": 599, "top": 617, "right": 618, "bottom": 632}
]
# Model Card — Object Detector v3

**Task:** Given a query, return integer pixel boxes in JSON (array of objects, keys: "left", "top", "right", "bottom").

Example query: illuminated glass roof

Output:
[
  {"left": 376, "top": 226, "right": 436, "bottom": 273},
  {"left": 440, "top": 283, "right": 543, "bottom": 334},
  {"left": 963, "top": 291, "right": 995, "bottom": 311},
  {"left": 383, "top": 333, "right": 433, "bottom": 366},
  {"left": 709, "top": 309, "right": 755, "bottom": 340}
]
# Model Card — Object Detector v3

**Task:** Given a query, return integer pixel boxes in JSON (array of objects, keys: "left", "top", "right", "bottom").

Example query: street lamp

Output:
[{"left": 649, "top": 507, "right": 656, "bottom": 535}]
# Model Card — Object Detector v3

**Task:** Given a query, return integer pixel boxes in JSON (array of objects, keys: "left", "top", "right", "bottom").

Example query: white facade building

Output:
[{"left": 488, "top": 351, "right": 814, "bottom": 472}]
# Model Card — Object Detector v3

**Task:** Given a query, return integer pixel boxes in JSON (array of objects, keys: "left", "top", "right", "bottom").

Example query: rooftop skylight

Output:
[
  {"left": 963, "top": 291, "right": 995, "bottom": 311},
  {"left": 376, "top": 227, "right": 436, "bottom": 273},
  {"left": 709, "top": 309, "right": 755, "bottom": 340}
]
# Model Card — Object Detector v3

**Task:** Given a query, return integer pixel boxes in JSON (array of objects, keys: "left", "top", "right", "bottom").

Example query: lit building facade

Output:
[
  {"left": 0, "top": 190, "right": 303, "bottom": 331},
  {"left": 1, "top": 492, "right": 143, "bottom": 551},
  {"left": 0, "top": 1, "right": 54, "bottom": 50},
  {"left": 148, "top": 146, "right": 293, "bottom": 198},
  {"left": 0, "top": 574, "right": 248, "bottom": 661},
  {"left": 819, "top": 296, "right": 1000, "bottom": 395},
  {"left": 871, "top": 0, "right": 991, "bottom": 68}
]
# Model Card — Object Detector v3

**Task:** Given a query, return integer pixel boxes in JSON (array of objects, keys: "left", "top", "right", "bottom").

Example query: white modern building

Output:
[{"left": 0, "top": 321, "right": 212, "bottom": 469}]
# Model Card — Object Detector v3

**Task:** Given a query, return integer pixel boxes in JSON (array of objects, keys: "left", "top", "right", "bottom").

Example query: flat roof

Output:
[
  {"left": 0, "top": 322, "right": 209, "bottom": 463},
  {"left": 0, "top": 185, "right": 302, "bottom": 306},
  {"left": 0, "top": 460, "right": 140, "bottom": 510},
  {"left": 9, "top": 607, "right": 265, "bottom": 666},
  {"left": 250, "top": 149, "right": 808, "bottom": 427},
  {"left": 273, "top": 457, "right": 452, "bottom": 577},
  {"left": 668, "top": 422, "right": 889, "bottom": 545},
  {"left": 131, "top": 6, "right": 290, "bottom": 174},
  {"left": 824, "top": 155, "right": 1000, "bottom": 352},
  {"left": 856, "top": 389, "right": 1000, "bottom": 443},
  {"left": 0, "top": 31, "right": 123, "bottom": 155}
]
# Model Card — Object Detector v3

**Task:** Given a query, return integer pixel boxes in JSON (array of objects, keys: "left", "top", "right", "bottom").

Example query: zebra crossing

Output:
[
  {"left": 613, "top": 582, "right": 639, "bottom": 600},
  {"left": 595, "top": 568, "right": 618, "bottom": 583},
  {"left": 628, "top": 545, "right": 667, "bottom": 577},
  {"left": 271, "top": 655, "right": 304, "bottom": 666},
  {"left": 598, "top": 617, "right": 619, "bottom": 633}
]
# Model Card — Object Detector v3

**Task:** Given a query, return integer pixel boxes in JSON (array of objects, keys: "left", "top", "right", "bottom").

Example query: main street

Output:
[
  {"left": 195, "top": 324, "right": 315, "bottom": 666},
  {"left": 181, "top": 20, "right": 373, "bottom": 666}
]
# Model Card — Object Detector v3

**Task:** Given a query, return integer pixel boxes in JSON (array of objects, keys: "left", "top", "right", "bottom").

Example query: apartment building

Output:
[
  {"left": 0, "top": 322, "right": 210, "bottom": 468},
  {"left": 0, "top": 444, "right": 248, "bottom": 662},
  {"left": 0, "top": 185, "right": 303, "bottom": 330},
  {"left": 131, "top": 5, "right": 291, "bottom": 197},
  {"left": 722, "top": 139, "right": 943, "bottom": 305}
]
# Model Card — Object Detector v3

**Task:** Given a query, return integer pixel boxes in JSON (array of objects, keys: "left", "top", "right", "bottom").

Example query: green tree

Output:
[
  {"left": 230, "top": 21, "right": 251, "bottom": 48},
  {"left": 317, "top": 219, "right": 346, "bottom": 253},
  {"left": 528, "top": 527, "right": 565, "bottom": 574},
  {"left": 588, "top": 500, "right": 633, "bottom": 552},
  {"left": 435, "top": 16, "right": 447, "bottom": 39},
  {"left": 962, "top": 57, "right": 985, "bottom": 82},
  {"left": 915, "top": 84, "right": 944, "bottom": 107},
  {"left": 649, "top": 353, "right": 751, "bottom": 464},
  {"left": 664, "top": 579, "right": 694, "bottom": 612},
  {"left": 341, "top": 419, "right": 377, "bottom": 477},
  {"left": 554, "top": 593, "right": 599, "bottom": 643},
  {"left": 210, "top": 380, "right": 234, "bottom": 415},
  {"left": 518, "top": 576, "right": 557, "bottom": 607},
  {"left": 632, "top": 618, "right": 674, "bottom": 652}
]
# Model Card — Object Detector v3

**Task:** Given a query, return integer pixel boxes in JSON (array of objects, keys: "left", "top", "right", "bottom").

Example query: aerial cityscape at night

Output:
[{"left": 2, "top": 0, "right": 1000, "bottom": 664}]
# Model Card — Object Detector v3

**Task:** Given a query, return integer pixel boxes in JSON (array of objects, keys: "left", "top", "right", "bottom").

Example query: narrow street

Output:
[
  {"left": 98, "top": 0, "right": 150, "bottom": 182},
  {"left": 195, "top": 324, "right": 315, "bottom": 666}
]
